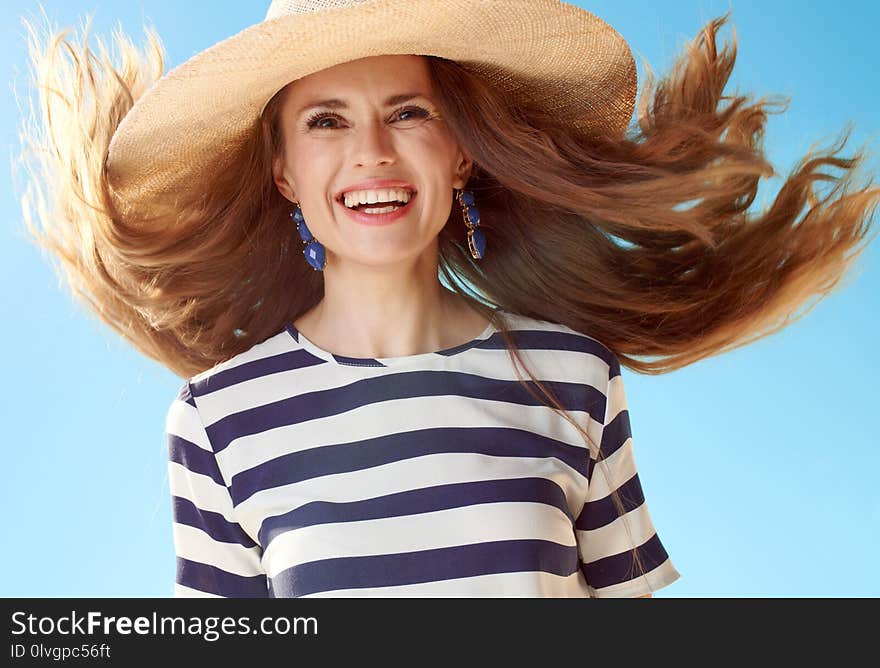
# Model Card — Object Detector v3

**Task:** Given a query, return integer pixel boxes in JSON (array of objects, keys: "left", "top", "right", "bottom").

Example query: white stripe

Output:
[
  {"left": 263, "top": 501, "right": 574, "bottom": 577},
  {"left": 588, "top": 558, "right": 682, "bottom": 598},
  {"left": 168, "top": 460, "right": 237, "bottom": 522},
  {"left": 172, "top": 523, "right": 264, "bottom": 577},
  {"left": 165, "top": 398, "right": 211, "bottom": 451},
  {"left": 585, "top": 437, "right": 637, "bottom": 500},
  {"left": 605, "top": 372, "right": 629, "bottom": 424},
  {"left": 302, "top": 570, "right": 588, "bottom": 597}
]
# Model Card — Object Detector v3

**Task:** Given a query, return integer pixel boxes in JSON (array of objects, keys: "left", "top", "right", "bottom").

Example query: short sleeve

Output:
[
  {"left": 574, "top": 354, "right": 681, "bottom": 597},
  {"left": 165, "top": 381, "right": 270, "bottom": 597}
]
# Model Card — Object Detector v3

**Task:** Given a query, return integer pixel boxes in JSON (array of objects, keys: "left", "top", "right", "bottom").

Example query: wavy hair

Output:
[{"left": 16, "top": 8, "right": 878, "bottom": 594}]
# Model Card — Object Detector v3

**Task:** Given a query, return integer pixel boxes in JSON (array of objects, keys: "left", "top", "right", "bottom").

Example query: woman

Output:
[{"left": 17, "top": 0, "right": 877, "bottom": 597}]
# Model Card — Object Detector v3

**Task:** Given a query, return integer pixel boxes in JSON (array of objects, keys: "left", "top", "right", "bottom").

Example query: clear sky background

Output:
[{"left": 2, "top": 0, "right": 877, "bottom": 597}]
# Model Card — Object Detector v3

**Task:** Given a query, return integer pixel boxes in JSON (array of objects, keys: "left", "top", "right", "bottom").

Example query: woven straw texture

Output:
[{"left": 106, "top": 0, "right": 636, "bottom": 215}]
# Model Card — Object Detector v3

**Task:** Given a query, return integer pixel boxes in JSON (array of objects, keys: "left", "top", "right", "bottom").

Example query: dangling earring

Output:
[
  {"left": 456, "top": 189, "right": 486, "bottom": 260},
  {"left": 291, "top": 200, "right": 326, "bottom": 271}
]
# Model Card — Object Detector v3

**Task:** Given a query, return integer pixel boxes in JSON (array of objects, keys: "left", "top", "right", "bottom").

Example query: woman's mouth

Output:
[{"left": 336, "top": 191, "right": 418, "bottom": 226}]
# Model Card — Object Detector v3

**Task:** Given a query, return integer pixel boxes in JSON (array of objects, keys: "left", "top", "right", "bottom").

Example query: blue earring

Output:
[
  {"left": 457, "top": 189, "right": 486, "bottom": 260},
  {"left": 291, "top": 201, "right": 327, "bottom": 271}
]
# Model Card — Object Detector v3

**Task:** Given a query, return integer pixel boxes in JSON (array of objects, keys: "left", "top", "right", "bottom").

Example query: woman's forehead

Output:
[{"left": 288, "top": 54, "right": 430, "bottom": 97}]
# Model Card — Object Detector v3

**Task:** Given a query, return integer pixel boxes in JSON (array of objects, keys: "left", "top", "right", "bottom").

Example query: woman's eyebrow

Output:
[{"left": 295, "top": 92, "right": 432, "bottom": 116}]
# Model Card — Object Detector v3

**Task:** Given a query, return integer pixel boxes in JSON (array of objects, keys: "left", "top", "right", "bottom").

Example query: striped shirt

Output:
[{"left": 165, "top": 309, "right": 681, "bottom": 597}]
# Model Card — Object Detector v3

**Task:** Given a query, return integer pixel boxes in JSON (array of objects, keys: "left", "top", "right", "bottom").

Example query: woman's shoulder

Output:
[
  {"left": 188, "top": 324, "right": 295, "bottom": 387},
  {"left": 493, "top": 309, "right": 618, "bottom": 375},
  {"left": 497, "top": 309, "right": 612, "bottom": 350}
]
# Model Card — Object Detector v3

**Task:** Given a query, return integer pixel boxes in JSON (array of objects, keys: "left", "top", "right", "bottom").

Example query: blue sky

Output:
[{"left": 2, "top": 1, "right": 877, "bottom": 597}]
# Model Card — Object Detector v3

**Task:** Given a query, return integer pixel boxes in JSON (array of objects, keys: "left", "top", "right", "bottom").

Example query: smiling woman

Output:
[
  {"left": 15, "top": 0, "right": 878, "bottom": 599},
  {"left": 268, "top": 54, "right": 483, "bottom": 358}
]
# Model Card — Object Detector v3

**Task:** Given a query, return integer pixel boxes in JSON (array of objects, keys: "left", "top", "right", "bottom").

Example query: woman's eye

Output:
[
  {"left": 305, "top": 105, "right": 430, "bottom": 130},
  {"left": 396, "top": 106, "right": 430, "bottom": 121},
  {"left": 305, "top": 113, "right": 341, "bottom": 129}
]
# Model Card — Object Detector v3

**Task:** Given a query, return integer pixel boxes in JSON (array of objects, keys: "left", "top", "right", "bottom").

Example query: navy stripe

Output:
[
  {"left": 167, "top": 432, "right": 226, "bottom": 487},
  {"left": 176, "top": 382, "right": 197, "bottom": 407},
  {"left": 191, "top": 349, "right": 325, "bottom": 396},
  {"left": 600, "top": 407, "right": 632, "bottom": 460},
  {"left": 171, "top": 496, "right": 258, "bottom": 549},
  {"left": 330, "top": 354, "right": 384, "bottom": 367},
  {"left": 574, "top": 473, "right": 646, "bottom": 531},
  {"left": 268, "top": 539, "right": 579, "bottom": 597},
  {"left": 176, "top": 557, "right": 268, "bottom": 597},
  {"left": 258, "top": 477, "right": 573, "bottom": 547},
  {"left": 207, "top": 371, "right": 606, "bottom": 454},
  {"left": 437, "top": 332, "right": 493, "bottom": 356},
  {"left": 482, "top": 329, "right": 616, "bottom": 370},
  {"left": 606, "top": 349, "right": 621, "bottom": 379},
  {"left": 231, "top": 426, "right": 589, "bottom": 506},
  {"left": 579, "top": 532, "right": 670, "bottom": 591}
]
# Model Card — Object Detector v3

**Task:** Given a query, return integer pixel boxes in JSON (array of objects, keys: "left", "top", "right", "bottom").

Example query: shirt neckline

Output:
[{"left": 285, "top": 310, "right": 501, "bottom": 368}]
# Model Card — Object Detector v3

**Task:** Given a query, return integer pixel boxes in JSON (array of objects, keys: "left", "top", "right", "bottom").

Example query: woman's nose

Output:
[{"left": 350, "top": 119, "right": 397, "bottom": 165}]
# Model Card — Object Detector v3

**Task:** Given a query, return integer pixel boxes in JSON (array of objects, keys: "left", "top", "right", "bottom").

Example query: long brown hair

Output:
[{"left": 16, "top": 9, "right": 878, "bottom": 593}]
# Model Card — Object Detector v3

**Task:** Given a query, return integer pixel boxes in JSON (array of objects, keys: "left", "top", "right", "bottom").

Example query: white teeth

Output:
[
  {"left": 343, "top": 187, "right": 413, "bottom": 209},
  {"left": 362, "top": 205, "right": 401, "bottom": 214}
]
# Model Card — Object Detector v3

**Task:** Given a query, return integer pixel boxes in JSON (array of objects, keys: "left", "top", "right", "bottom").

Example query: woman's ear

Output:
[
  {"left": 272, "top": 156, "right": 295, "bottom": 201},
  {"left": 452, "top": 153, "right": 474, "bottom": 190}
]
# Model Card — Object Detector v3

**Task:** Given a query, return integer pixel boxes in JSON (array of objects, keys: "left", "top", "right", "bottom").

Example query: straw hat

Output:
[{"left": 105, "top": 0, "right": 637, "bottom": 215}]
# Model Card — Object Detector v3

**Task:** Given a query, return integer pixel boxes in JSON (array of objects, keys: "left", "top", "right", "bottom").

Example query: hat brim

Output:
[{"left": 106, "top": 0, "right": 635, "bottom": 211}]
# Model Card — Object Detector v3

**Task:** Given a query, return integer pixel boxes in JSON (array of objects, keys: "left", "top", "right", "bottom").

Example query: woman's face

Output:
[{"left": 272, "top": 54, "right": 472, "bottom": 268}]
